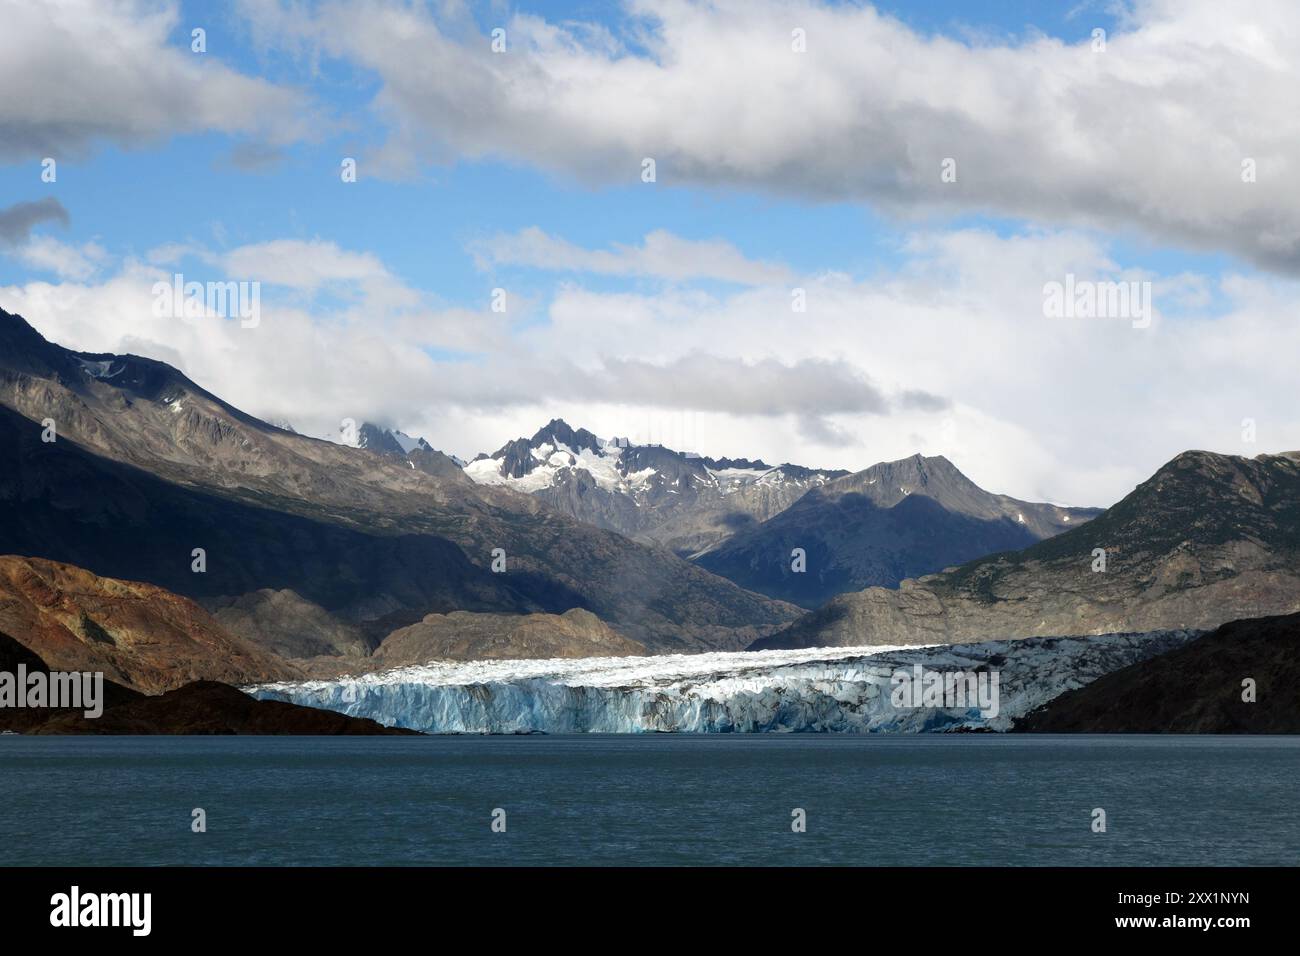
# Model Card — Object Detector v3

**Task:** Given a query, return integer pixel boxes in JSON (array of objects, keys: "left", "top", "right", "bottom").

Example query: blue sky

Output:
[{"left": 1, "top": 0, "right": 1297, "bottom": 506}]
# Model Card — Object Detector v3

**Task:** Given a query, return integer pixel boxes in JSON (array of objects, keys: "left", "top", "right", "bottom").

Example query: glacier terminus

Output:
[{"left": 249, "top": 631, "right": 1197, "bottom": 734}]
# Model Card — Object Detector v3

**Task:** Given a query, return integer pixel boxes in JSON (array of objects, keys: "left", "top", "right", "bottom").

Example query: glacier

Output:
[{"left": 248, "top": 630, "right": 1199, "bottom": 734}]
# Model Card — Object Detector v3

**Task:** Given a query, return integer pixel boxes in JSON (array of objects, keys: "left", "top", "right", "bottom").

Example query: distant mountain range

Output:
[
  {"left": 445, "top": 418, "right": 1097, "bottom": 606},
  {"left": 4, "top": 304, "right": 1300, "bottom": 707},
  {"left": 755, "top": 449, "right": 1300, "bottom": 649},
  {"left": 695, "top": 453, "right": 1100, "bottom": 607},
  {"left": 461, "top": 417, "right": 849, "bottom": 556},
  {"left": 0, "top": 307, "right": 796, "bottom": 660}
]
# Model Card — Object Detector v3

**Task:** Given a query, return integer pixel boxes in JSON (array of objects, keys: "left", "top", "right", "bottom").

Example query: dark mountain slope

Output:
[
  {"left": 755, "top": 449, "right": 1300, "bottom": 649},
  {"left": 1016, "top": 613, "right": 1300, "bottom": 733},
  {"left": 0, "top": 631, "right": 409, "bottom": 735},
  {"left": 699, "top": 453, "right": 1099, "bottom": 607},
  {"left": 0, "top": 404, "right": 539, "bottom": 623},
  {"left": 0, "top": 308, "right": 796, "bottom": 652}
]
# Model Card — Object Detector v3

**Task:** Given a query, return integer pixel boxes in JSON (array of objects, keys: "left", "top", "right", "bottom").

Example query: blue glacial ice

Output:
[{"left": 248, "top": 630, "right": 1198, "bottom": 734}]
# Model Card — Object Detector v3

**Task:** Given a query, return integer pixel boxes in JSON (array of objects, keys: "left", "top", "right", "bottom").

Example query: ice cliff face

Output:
[{"left": 249, "top": 630, "right": 1198, "bottom": 733}]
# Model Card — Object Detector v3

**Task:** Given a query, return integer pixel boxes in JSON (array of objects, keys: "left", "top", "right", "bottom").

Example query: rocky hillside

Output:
[
  {"left": 206, "top": 589, "right": 373, "bottom": 659},
  {"left": 697, "top": 453, "right": 1099, "bottom": 607},
  {"left": 0, "top": 552, "right": 643, "bottom": 688},
  {"left": 756, "top": 450, "right": 1300, "bottom": 649},
  {"left": 0, "top": 556, "right": 297, "bottom": 693},
  {"left": 0, "top": 308, "right": 798, "bottom": 653},
  {"left": 367, "top": 608, "right": 644, "bottom": 668},
  {"left": 1016, "top": 613, "right": 1300, "bottom": 733},
  {"left": 210, "top": 592, "right": 646, "bottom": 672}
]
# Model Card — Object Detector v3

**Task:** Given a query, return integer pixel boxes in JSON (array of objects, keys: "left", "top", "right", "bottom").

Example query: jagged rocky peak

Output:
[
  {"left": 357, "top": 422, "right": 431, "bottom": 455},
  {"left": 461, "top": 417, "right": 853, "bottom": 557},
  {"left": 859, "top": 452, "right": 960, "bottom": 485},
  {"left": 530, "top": 418, "right": 604, "bottom": 456},
  {"left": 479, "top": 419, "right": 607, "bottom": 479},
  {"left": 701, "top": 455, "right": 774, "bottom": 471},
  {"left": 344, "top": 421, "right": 469, "bottom": 482},
  {"left": 469, "top": 417, "right": 845, "bottom": 484},
  {"left": 618, "top": 442, "right": 707, "bottom": 482},
  {"left": 338, "top": 420, "right": 439, "bottom": 455}
]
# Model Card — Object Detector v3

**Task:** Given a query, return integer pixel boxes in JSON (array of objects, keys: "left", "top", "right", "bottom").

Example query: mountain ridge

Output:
[
  {"left": 0, "top": 308, "right": 799, "bottom": 654},
  {"left": 463, "top": 415, "right": 850, "bottom": 556},
  {"left": 696, "top": 452, "right": 1101, "bottom": 607},
  {"left": 755, "top": 447, "right": 1300, "bottom": 649}
]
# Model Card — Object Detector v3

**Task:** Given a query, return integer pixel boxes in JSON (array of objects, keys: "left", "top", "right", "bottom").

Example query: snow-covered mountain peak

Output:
[
  {"left": 462, "top": 420, "right": 850, "bottom": 555},
  {"left": 336, "top": 421, "right": 470, "bottom": 484},
  {"left": 469, "top": 421, "right": 778, "bottom": 494}
]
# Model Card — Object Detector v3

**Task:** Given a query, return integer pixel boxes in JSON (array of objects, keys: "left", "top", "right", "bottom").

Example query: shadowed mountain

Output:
[
  {"left": 698, "top": 454, "right": 1099, "bottom": 608},
  {"left": 0, "top": 308, "right": 797, "bottom": 653},
  {"left": 1016, "top": 613, "right": 1300, "bottom": 733},
  {"left": 0, "top": 403, "right": 540, "bottom": 623},
  {"left": 0, "top": 631, "right": 411, "bottom": 735},
  {"left": 755, "top": 449, "right": 1300, "bottom": 649}
]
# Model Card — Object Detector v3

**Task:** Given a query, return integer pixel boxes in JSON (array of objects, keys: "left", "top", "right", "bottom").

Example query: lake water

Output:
[{"left": 1, "top": 735, "right": 1296, "bottom": 866}]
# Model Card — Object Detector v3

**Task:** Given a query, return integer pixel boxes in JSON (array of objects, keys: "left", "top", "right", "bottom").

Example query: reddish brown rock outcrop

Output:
[{"left": 0, "top": 556, "right": 298, "bottom": 693}]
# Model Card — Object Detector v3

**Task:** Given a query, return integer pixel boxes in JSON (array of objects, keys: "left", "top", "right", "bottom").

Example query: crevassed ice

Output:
[{"left": 248, "top": 631, "right": 1198, "bottom": 734}]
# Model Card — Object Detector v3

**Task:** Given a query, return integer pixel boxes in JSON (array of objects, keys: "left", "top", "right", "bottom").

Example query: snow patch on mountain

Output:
[
  {"left": 390, "top": 430, "right": 428, "bottom": 454},
  {"left": 467, "top": 426, "right": 832, "bottom": 500},
  {"left": 75, "top": 358, "right": 123, "bottom": 380},
  {"left": 249, "top": 629, "right": 1199, "bottom": 734},
  {"left": 467, "top": 435, "right": 668, "bottom": 495}
]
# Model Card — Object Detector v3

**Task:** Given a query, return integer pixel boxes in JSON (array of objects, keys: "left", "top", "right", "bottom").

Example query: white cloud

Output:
[
  {"left": 215, "top": 239, "right": 392, "bottom": 291},
  {"left": 0, "top": 0, "right": 311, "bottom": 159},
  {"left": 14, "top": 236, "right": 109, "bottom": 281},
  {"left": 470, "top": 228, "right": 794, "bottom": 284},
  {"left": 6, "top": 228, "right": 1300, "bottom": 509},
  {"left": 0, "top": 199, "right": 107, "bottom": 281},
  {"left": 249, "top": 0, "right": 1300, "bottom": 273}
]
